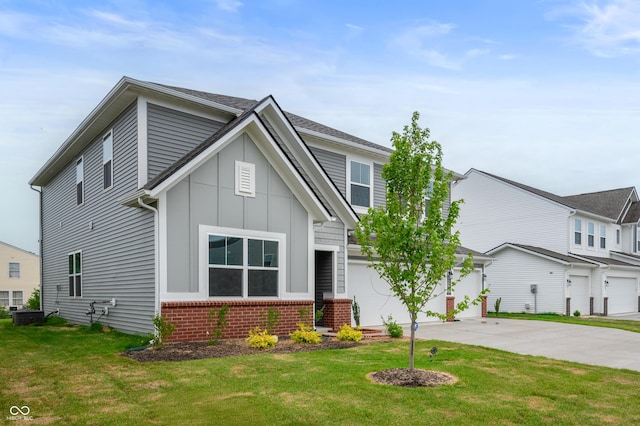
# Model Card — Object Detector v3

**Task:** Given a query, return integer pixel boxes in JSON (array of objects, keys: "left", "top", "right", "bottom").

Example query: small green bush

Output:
[
  {"left": 336, "top": 324, "right": 363, "bottom": 342},
  {"left": 246, "top": 327, "right": 277, "bottom": 349},
  {"left": 573, "top": 310, "right": 581, "bottom": 317},
  {"left": 152, "top": 314, "right": 176, "bottom": 348},
  {"left": 289, "top": 323, "right": 322, "bottom": 344},
  {"left": 207, "top": 304, "right": 229, "bottom": 345},
  {"left": 381, "top": 314, "right": 403, "bottom": 338},
  {"left": 0, "top": 306, "right": 10, "bottom": 319},
  {"left": 26, "top": 288, "right": 40, "bottom": 310}
]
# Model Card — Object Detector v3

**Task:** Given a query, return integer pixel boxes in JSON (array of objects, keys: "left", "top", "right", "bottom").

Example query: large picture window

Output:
[
  {"left": 68, "top": 251, "right": 82, "bottom": 297},
  {"left": 205, "top": 228, "right": 283, "bottom": 298}
]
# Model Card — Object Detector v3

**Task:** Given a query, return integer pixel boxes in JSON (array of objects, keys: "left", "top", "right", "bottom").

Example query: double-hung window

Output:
[
  {"left": 587, "top": 222, "right": 595, "bottom": 247},
  {"left": 600, "top": 225, "right": 606, "bottom": 249},
  {"left": 637, "top": 226, "right": 640, "bottom": 252},
  {"left": 68, "top": 251, "right": 82, "bottom": 297},
  {"left": 349, "top": 160, "right": 371, "bottom": 209},
  {"left": 103, "top": 131, "right": 113, "bottom": 190},
  {"left": 12, "top": 291, "right": 23, "bottom": 306},
  {"left": 205, "top": 228, "right": 284, "bottom": 298},
  {"left": 76, "top": 158, "right": 84, "bottom": 205},
  {"left": 0, "top": 291, "right": 8, "bottom": 306},
  {"left": 8, "top": 262, "right": 20, "bottom": 278},
  {"left": 574, "top": 219, "right": 582, "bottom": 245}
]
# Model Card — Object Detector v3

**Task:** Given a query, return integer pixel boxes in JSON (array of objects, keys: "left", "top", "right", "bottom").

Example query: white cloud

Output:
[
  {"left": 553, "top": 0, "right": 640, "bottom": 57},
  {"left": 214, "top": 0, "right": 243, "bottom": 13},
  {"left": 393, "top": 22, "right": 460, "bottom": 70}
]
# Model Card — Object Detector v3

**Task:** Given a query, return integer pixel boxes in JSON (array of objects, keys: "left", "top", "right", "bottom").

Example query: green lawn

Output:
[
  {"left": 490, "top": 312, "right": 640, "bottom": 333},
  {"left": 1, "top": 318, "right": 640, "bottom": 425}
]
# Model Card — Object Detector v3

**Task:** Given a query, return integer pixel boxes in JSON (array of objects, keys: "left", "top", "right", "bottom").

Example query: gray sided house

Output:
[{"left": 30, "top": 77, "right": 490, "bottom": 340}]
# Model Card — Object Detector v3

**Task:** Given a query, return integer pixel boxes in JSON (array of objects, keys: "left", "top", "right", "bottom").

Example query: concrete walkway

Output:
[{"left": 412, "top": 318, "right": 640, "bottom": 372}]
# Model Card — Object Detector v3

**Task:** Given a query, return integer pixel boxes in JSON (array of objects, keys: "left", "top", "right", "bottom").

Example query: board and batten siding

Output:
[
  {"left": 453, "top": 171, "right": 571, "bottom": 253},
  {"left": 486, "top": 248, "right": 566, "bottom": 314},
  {"left": 41, "top": 103, "right": 156, "bottom": 335},
  {"left": 165, "top": 133, "right": 310, "bottom": 295},
  {"left": 147, "top": 103, "right": 224, "bottom": 181}
]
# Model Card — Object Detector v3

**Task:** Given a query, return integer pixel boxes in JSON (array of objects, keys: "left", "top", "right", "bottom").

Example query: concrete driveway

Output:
[{"left": 412, "top": 318, "right": 640, "bottom": 372}]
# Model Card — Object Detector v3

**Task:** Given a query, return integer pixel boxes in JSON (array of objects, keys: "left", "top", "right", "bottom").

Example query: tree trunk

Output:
[{"left": 409, "top": 312, "right": 416, "bottom": 372}]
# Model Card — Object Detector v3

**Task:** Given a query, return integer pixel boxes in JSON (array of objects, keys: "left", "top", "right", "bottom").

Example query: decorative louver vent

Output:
[{"left": 235, "top": 161, "right": 256, "bottom": 197}]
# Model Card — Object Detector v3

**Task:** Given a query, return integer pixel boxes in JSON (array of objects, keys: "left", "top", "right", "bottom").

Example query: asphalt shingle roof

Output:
[{"left": 494, "top": 243, "right": 596, "bottom": 265}]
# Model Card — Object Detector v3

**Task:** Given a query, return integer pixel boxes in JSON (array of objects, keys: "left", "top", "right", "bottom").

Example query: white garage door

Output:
[
  {"left": 347, "top": 261, "right": 483, "bottom": 326},
  {"left": 568, "top": 275, "right": 590, "bottom": 316},
  {"left": 453, "top": 270, "right": 483, "bottom": 319},
  {"left": 607, "top": 277, "right": 638, "bottom": 315}
]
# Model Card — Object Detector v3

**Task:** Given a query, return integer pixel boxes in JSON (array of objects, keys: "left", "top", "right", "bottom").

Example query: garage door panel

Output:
[{"left": 607, "top": 277, "right": 638, "bottom": 315}]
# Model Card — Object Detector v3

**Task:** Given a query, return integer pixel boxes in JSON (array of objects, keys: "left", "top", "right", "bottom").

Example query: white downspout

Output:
[{"left": 137, "top": 197, "right": 160, "bottom": 316}]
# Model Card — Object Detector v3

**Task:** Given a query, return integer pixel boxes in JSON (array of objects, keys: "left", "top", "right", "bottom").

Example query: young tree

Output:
[{"left": 355, "top": 112, "right": 484, "bottom": 372}]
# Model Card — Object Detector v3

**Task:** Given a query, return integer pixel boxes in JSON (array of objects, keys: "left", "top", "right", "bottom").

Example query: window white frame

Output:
[
  {"left": 347, "top": 159, "right": 373, "bottom": 212},
  {"left": 587, "top": 222, "right": 595, "bottom": 248},
  {"left": 103, "top": 130, "right": 113, "bottom": 190},
  {"left": 199, "top": 225, "right": 286, "bottom": 299},
  {"left": 12, "top": 291, "right": 23, "bottom": 306},
  {"left": 8, "top": 262, "right": 20, "bottom": 278},
  {"left": 574, "top": 218, "right": 582, "bottom": 245},
  {"left": 600, "top": 225, "right": 606, "bottom": 249},
  {"left": 68, "top": 251, "right": 82, "bottom": 297},
  {"left": 76, "top": 157, "right": 84, "bottom": 205},
  {"left": 0, "top": 291, "right": 8, "bottom": 306}
]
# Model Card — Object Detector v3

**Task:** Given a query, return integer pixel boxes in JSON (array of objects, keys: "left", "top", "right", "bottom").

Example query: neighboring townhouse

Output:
[
  {"left": 453, "top": 169, "right": 640, "bottom": 316},
  {"left": 30, "top": 77, "right": 490, "bottom": 341},
  {"left": 0, "top": 241, "right": 39, "bottom": 309}
]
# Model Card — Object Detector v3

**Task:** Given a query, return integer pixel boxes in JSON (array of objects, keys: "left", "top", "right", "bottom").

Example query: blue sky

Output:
[{"left": 1, "top": 0, "right": 639, "bottom": 253}]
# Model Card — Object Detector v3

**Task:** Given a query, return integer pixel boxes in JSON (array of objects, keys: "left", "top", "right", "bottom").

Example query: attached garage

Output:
[
  {"left": 606, "top": 277, "right": 639, "bottom": 314},
  {"left": 347, "top": 257, "right": 487, "bottom": 326}
]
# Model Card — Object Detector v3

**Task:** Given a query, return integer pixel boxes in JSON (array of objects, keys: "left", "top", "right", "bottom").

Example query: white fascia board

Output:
[
  {"left": 297, "top": 127, "right": 391, "bottom": 159},
  {"left": 254, "top": 100, "right": 358, "bottom": 228}
]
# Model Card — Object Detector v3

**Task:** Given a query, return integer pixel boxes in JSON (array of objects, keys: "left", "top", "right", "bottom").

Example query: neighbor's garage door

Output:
[
  {"left": 453, "top": 270, "right": 483, "bottom": 319},
  {"left": 568, "top": 275, "right": 590, "bottom": 316},
  {"left": 607, "top": 277, "right": 638, "bottom": 314}
]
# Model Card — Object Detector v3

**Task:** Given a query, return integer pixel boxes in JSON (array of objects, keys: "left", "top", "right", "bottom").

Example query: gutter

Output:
[
  {"left": 30, "top": 185, "right": 43, "bottom": 310},
  {"left": 137, "top": 197, "right": 161, "bottom": 317}
]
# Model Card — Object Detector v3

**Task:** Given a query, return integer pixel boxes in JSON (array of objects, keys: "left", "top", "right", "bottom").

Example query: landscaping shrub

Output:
[
  {"left": 381, "top": 314, "right": 403, "bottom": 338},
  {"left": 573, "top": 310, "right": 581, "bottom": 317},
  {"left": 246, "top": 327, "right": 277, "bottom": 349},
  {"left": 0, "top": 306, "right": 10, "bottom": 319},
  {"left": 26, "top": 288, "right": 40, "bottom": 310},
  {"left": 152, "top": 314, "right": 176, "bottom": 348},
  {"left": 336, "top": 324, "right": 363, "bottom": 342},
  {"left": 207, "top": 304, "right": 229, "bottom": 345},
  {"left": 289, "top": 323, "right": 322, "bottom": 344}
]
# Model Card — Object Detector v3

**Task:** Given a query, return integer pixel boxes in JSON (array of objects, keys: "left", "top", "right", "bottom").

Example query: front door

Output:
[{"left": 314, "top": 251, "right": 333, "bottom": 326}]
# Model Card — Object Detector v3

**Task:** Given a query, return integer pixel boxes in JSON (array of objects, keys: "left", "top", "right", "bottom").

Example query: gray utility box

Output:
[{"left": 12, "top": 310, "right": 45, "bottom": 326}]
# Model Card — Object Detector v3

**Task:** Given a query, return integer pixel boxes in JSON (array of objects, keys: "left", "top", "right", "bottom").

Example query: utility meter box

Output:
[{"left": 530, "top": 284, "right": 538, "bottom": 294}]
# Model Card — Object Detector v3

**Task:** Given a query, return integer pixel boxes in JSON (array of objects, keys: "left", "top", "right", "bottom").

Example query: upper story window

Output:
[
  {"left": 587, "top": 222, "right": 595, "bottom": 247},
  {"left": 637, "top": 226, "right": 640, "bottom": 252},
  {"left": 600, "top": 225, "right": 606, "bottom": 249},
  {"left": 68, "top": 251, "right": 82, "bottom": 297},
  {"left": 574, "top": 219, "right": 582, "bottom": 245},
  {"left": 76, "top": 158, "right": 84, "bottom": 205},
  {"left": 103, "top": 131, "right": 113, "bottom": 190},
  {"left": 8, "top": 262, "right": 20, "bottom": 278},
  {"left": 349, "top": 160, "right": 371, "bottom": 209}
]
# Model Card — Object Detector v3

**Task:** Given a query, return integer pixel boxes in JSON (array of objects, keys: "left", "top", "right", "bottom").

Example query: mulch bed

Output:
[{"left": 122, "top": 336, "right": 455, "bottom": 388}]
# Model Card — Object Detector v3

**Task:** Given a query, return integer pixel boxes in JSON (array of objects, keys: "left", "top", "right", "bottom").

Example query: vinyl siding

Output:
[
  {"left": 486, "top": 248, "right": 567, "bottom": 314},
  {"left": 147, "top": 103, "right": 224, "bottom": 181},
  {"left": 309, "top": 146, "right": 346, "bottom": 198},
  {"left": 373, "top": 163, "right": 385, "bottom": 208},
  {"left": 453, "top": 171, "right": 571, "bottom": 253},
  {"left": 41, "top": 103, "right": 156, "bottom": 335}
]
